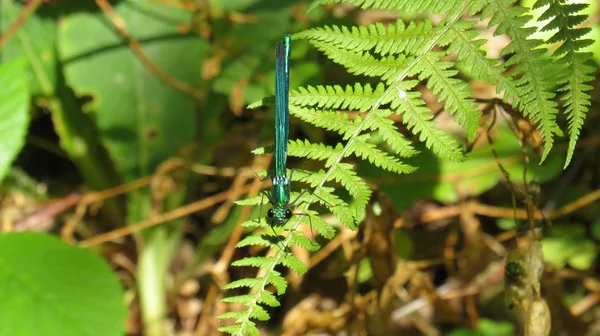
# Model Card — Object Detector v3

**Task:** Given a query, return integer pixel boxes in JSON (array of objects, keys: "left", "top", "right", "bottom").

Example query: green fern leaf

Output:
[
  {"left": 296, "top": 20, "right": 436, "bottom": 56},
  {"left": 310, "top": 40, "right": 409, "bottom": 83},
  {"left": 232, "top": 256, "right": 276, "bottom": 268},
  {"left": 290, "top": 106, "right": 359, "bottom": 138},
  {"left": 218, "top": 323, "right": 251, "bottom": 336},
  {"left": 236, "top": 235, "right": 274, "bottom": 248},
  {"left": 307, "top": 0, "right": 463, "bottom": 14},
  {"left": 288, "top": 139, "right": 344, "bottom": 166},
  {"left": 483, "top": 0, "right": 563, "bottom": 161},
  {"left": 247, "top": 96, "right": 274, "bottom": 109},
  {"left": 217, "top": 311, "right": 246, "bottom": 322},
  {"left": 416, "top": 51, "right": 481, "bottom": 139},
  {"left": 221, "top": 295, "right": 252, "bottom": 305},
  {"left": 235, "top": 194, "right": 266, "bottom": 206},
  {"left": 389, "top": 86, "right": 464, "bottom": 161},
  {"left": 307, "top": 214, "right": 337, "bottom": 239},
  {"left": 222, "top": 278, "right": 262, "bottom": 291},
  {"left": 281, "top": 254, "right": 308, "bottom": 275},
  {"left": 240, "top": 218, "right": 269, "bottom": 229},
  {"left": 364, "top": 109, "right": 418, "bottom": 157},
  {"left": 289, "top": 171, "right": 355, "bottom": 226},
  {"left": 292, "top": 83, "right": 385, "bottom": 112},
  {"left": 331, "top": 163, "right": 371, "bottom": 225},
  {"left": 288, "top": 231, "right": 322, "bottom": 250},
  {"left": 560, "top": 55, "right": 594, "bottom": 167},
  {"left": 265, "top": 271, "right": 287, "bottom": 295},
  {"left": 444, "top": 21, "right": 523, "bottom": 106},
  {"left": 223, "top": 292, "right": 280, "bottom": 308},
  {"left": 222, "top": 1, "right": 596, "bottom": 333},
  {"left": 257, "top": 290, "right": 280, "bottom": 307},
  {"left": 249, "top": 305, "right": 271, "bottom": 321},
  {"left": 351, "top": 134, "right": 416, "bottom": 174},
  {"left": 533, "top": 0, "right": 595, "bottom": 167}
]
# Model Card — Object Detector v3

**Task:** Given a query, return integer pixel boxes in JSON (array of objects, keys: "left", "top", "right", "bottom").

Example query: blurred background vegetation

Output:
[{"left": 0, "top": 0, "right": 600, "bottom": 335}]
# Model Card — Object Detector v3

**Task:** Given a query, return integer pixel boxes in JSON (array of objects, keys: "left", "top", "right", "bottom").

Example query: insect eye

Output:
[
  {"left": 285, "top": 209, "right": 292, "bottom": 219},
  {"left": 505, "top": 262, "right": 521, "bottom": 279},
  {"left": 267, "top": 209, "right": 274, "bottom": 218}
]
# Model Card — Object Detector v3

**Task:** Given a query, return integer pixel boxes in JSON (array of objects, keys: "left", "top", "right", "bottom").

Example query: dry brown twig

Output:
[{"left": 61, "top": 158, "right": 262, "bottom": 247}]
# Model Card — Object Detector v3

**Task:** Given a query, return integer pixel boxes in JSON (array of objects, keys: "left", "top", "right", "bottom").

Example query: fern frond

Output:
[
  {"left": 311, "top": 40, "right": 409, "bottom": 83},
  {"left": 240, "top": 218, "right": 269, "bottom": 229},
  {"left": 232, "top": 257, "right": 277, "bottom": 268},
  {"left": 389, "top": 85, "right": 464, "bottom": 161},
  {"left": 291, "top": 83, "right": 385, "bottom": 112},
  {"left": 295, "top": 20, "right": 436, "bottom": 56},
  {"left": 364, "top": 109, "right": 418, "bottom": 157},
  {"left": 218, "top": 311, "right": 246, "bottom": 321},
  {"left": 288, "top": 231, "right": 322, "bottom": 250},
  {"left": 305, "top": 215, "right": 337, "bottom": 239},
  {"left": 265, "top": 270, "right": 287, "bottom": 294},
  {"left": 533, "top": 0, "right": 595, "bottom": 167},
  {"left": 223, "top": 1, "right": 594, "bottom": 333},
  {"left": 247, "top": 96, "right": 274, "bottom": 109},
  {"left": 255, "top": 290, "right": 280, "bottom": 307},
  {"left": 331, "top": 162, "right": 371, "bottom": 224},
  {"left": 222, "top": 278, "right": 263, "bottom": 291},
  {"left": 281, "top": 254, "right": 308, "bottom": 274},
  {"left": 248, "top": 305, "right": 270, "bottom": 321},
  {"left": 288, "top": 139, "right": 344, "bottom": 167},
  {"left": 235, "top": 194, "right": 266, "bottom": 206},
  {"left": 221, "top": 293, "right": 280, "bottom": 308},
  {"left": 290, "top": 106, "right": 359, "bottom": 138},
  {"left": 220, "top": 256, "right": 290, "bottom": 335},
  {"left": 559, "top": 53, "right": 593, "bottom": 167},
  {"left": 351, "top": 134, "right": 416, "bottom": 174},
  {"left": 295, "top": 176, "right": 355, "bottom": 227},
  {"left": 444, "top": 21, "right": 523, "bottom": 106},
  {"left": 307, "top": 0, "right": 463, "bottom": 14},
  {"left": 236, "top": 235, "right": 274, "bottom": 248},
  {"left": 416, "top": 50, "right": 481, "bottom": 139},
  {"left": 218, "top": 322, "right": 254, "bottom": 336},
  {"left": 483, "top": 0, "right": 562, "bottom": 161}
]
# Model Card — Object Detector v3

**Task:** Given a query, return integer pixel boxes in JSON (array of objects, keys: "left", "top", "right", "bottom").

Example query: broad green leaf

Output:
[
  {"left": 0, "top": 58, "right": 30, "bottom": 183},
  {"left": 58, "top": 2, "right": 209, "bottom": 334},
  {"left": 0, "top": 0, "right": 56, "bottom": 96},
  {"left": 1, "top": 1, "right": 123, "bottom": 223},
  {"left": 58, "top": 0, "right": 209, "bottom": 181},
  {"left": 0, "top": 232, "right": 126, "bottom": 336}
]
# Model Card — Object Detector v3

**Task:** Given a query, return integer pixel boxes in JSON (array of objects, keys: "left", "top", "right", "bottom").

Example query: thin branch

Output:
[
  {"left": 95, "top": 0, "right": 205, "bottom": 101},
  {"left": 393, "top": 188, "right": 600, "bottom": 227},
  {"left": 0, "top": 0, "right": 43, "bottom": 51},
  {"left": 78, "top": 180, "right": 270, "bottom": 248}
]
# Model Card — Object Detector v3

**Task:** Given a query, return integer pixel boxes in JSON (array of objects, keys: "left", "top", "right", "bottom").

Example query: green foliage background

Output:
[{"left": 0, "top": 0, "right": 598, "bottom": 335}]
